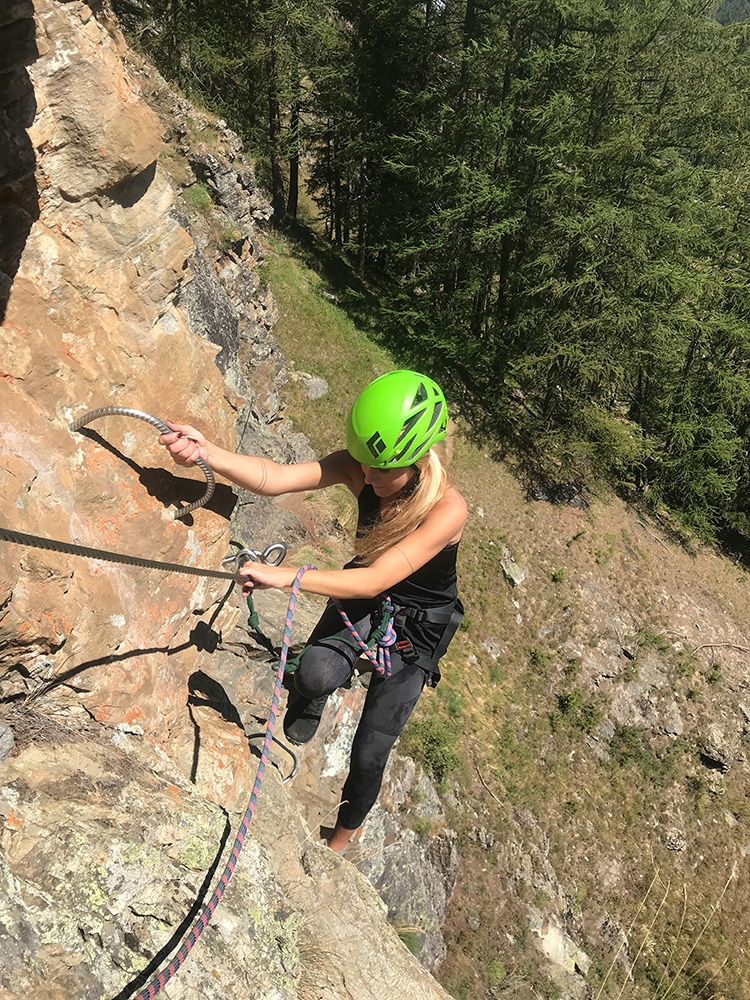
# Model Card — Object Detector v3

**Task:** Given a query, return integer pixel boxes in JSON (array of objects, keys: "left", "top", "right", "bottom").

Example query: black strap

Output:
[
  {"left": 394, "top": 602, "right": 458, "bottom": 626},
  {"left": 432, "top": 598, "right": 465, "bottom": 662},
  {"left": 393, "top": 597, "right": 465, "bottom": 666}
]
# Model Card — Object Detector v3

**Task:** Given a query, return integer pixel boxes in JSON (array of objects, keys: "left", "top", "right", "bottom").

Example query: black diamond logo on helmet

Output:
[{"left": 366, "top": 432, "right": 386, "bottom": 459}]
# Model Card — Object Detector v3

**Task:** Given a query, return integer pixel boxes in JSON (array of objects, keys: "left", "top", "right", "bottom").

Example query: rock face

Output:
[
  {"left": 274, "top": 669, "right": 461, "bottom": 972},
  {"left": 0, "top": 709, "right": 299, "bottom": 1000},
  {"left": 0, "top": 701, "right": 453, "bottom": 1000},
  {"left": 1, "top": 0, "right": 237, "bottom": 748},
  {"left": 0, "top": 4, "right": 458, "bottom": 997}
]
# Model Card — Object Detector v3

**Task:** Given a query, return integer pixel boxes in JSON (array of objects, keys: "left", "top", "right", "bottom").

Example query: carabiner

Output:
[
  {"left": 222, "top": 541, "right": 287, "bottom": 569},
  {"left": 256, "top": 542, "right": 287, "bottom": 566}
]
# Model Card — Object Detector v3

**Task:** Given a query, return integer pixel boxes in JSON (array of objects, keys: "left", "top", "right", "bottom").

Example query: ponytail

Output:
[{"left": 354, "top": 448, "right": 447, "bottom": 566}]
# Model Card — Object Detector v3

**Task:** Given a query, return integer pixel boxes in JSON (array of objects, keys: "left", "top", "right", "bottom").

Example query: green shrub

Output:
[
  {"left": 221, "top": 222, "right": 243, "bottom": 250},
  {"left": 556, "top": 689, "right": 602, "bottom": 733},
  {"left": 563, "top": 657, "right": 581, "bottom": 680},
  {"left": 401, "top": 716, "right": 461, "bottom": 785},
  {"left": 440, "top": 686, "right": 464, "bottom": 720},
  {"left": 411, "top": 816, "right": 434, "bottom": 841},
  {"left": 398, "top": 930, "right": 422, "bottom": 956},
  {"left": 706, "top": 666, "right": 722, "bottom": 686},
  {"left": 488, "top": 958, "right": 506, "bottom": 987},
  {"left": 686, "top": 774, "right": 704, "bottom": 797},
  {"left": 529, "top": 647, "right": 554, "bottom": 672},
  {"left": 608, "top": 725, "right": 683, "bottom": 786},
  {"left": 183, "top": 181, "right": 213, "bottom": 211},
  {"left": 635, "top": 625, "right": 670, "bottom": 654},
  {"left": 490, "top": 662, "right": 506, "bottom": 683}
]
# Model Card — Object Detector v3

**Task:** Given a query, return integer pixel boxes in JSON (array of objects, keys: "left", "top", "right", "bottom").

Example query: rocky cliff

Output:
[{"left": 0, "top": 2, "right": 456, "bottom": 996}]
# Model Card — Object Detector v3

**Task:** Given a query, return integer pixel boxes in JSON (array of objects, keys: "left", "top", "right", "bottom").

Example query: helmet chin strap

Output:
[
  {"left": 387, "top": 467, "right": 421, "bottom": 511},
  {"left": 402, "top": 466, "right": 421, "bottom": 497}
]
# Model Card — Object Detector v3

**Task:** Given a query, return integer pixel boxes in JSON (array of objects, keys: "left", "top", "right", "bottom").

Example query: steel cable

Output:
[
  {"left": 0, "top": 527, "right": 239, "bottom": 581},
  {"left": 69, "top": 406, "right": 215, "bottom": 518}
]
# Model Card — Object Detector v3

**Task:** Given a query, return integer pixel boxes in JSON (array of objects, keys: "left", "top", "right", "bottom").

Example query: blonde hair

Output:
[{"left": 354, "top": 448, "right": 448, "bottom": 566}]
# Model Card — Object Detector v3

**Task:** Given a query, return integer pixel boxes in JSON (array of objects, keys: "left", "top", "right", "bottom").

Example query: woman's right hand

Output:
[{"left": 158, "top": 421, "right": 209, "bottom": 467}]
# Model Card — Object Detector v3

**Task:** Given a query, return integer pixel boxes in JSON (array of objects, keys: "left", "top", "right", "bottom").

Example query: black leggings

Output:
[{"left": 292, "top": 600, "right": 427, "bottom": 829}]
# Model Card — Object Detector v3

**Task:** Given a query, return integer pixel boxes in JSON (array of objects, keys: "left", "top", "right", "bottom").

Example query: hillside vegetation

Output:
[
  {"left": 111, "top": 2, "right": 750, "bottom": 997},
  {"left": 116, "top": 0, "right": 750, "bottom": 545},
  {"left": 254, "top": 227, "right": 750, "bottom": 1000}
]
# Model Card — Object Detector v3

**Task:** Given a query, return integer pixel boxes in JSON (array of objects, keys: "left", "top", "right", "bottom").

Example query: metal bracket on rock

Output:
[{"left": 222, "top": 542, "right": 287, "bottom": 569}]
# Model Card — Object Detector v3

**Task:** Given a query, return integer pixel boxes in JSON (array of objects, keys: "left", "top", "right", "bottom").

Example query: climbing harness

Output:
[
  {"left": 394, "top": 599, "right": 466, "bottom": 667},
  {"left": 281, "top": 596, "right": 463, "bottom": 681},
  {"left": 132, "top": 565, "right": 314, "bottom": 1000},
  {"left": 331, "top": 598, "right": 398, "bottom": 677},
  {"left": 281, "top": 596, "right": 398, "bottom": 677},
  {"left": 69, "top": 406, "right": 215, "bottom": 518}
]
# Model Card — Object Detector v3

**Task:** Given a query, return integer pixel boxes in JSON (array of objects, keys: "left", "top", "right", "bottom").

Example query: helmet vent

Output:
[
  {"left": 414, "top": 382, "right": 428, "bottom": 405},
  {"left": 392, "top": 436, "right": 418, "bottom": 463},
  {"left": 425, "top": 400, "right": 444, "bottom": 433},
  {"left": 395, "top": 411, "right": 422, "bottom": 446}
]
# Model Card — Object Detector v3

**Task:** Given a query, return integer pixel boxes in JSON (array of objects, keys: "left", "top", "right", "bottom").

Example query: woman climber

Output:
[{"left": 159, "top": 369, "right": 466, "bottom": 856}]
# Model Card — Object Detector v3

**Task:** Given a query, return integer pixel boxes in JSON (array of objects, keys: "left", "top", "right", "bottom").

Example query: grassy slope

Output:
[{"left": 262, "top": 230, "right": 750, "bottom": 1000}]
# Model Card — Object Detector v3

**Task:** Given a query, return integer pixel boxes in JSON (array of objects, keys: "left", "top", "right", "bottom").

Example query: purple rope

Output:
[
  {"left": 132, "top": 565, "right": 314, "bottom": 1000},
  {"left": 333, "top": 597, "right": 397, "bottom": 677}
]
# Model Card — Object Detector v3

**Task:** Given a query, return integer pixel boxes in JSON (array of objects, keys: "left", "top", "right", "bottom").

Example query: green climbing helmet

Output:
[{"left": 345, "top": 370, "right": 448, "bottom": 468}]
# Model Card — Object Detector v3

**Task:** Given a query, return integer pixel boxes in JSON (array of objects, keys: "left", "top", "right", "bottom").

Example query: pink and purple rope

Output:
[
  {"left": 332, "top": 597, "right": 397, "bottom": 677},
  {"left": 132, "top": 565, "right": 314, "bottom": 1000}
]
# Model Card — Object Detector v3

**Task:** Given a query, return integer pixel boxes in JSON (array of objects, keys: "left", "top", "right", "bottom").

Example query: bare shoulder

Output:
[
  {"left": 319, "top": 449, "right": 364, "bottom": 493},
  {"left": 441, "top": 483, "right": 468, "bottom": 521},
  {"left": 421, "top": 483, "right": 467, "bottom": 543}
]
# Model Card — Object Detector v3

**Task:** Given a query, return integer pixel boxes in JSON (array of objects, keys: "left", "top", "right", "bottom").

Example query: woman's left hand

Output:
[{"left": 239, "top": 562, "right": 299, "bottom": 596}]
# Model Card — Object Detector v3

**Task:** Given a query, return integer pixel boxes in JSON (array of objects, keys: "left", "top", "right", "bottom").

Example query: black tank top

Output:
[
  {"left": 355, "top": 484, "right": 459, "bottom": 608},
  {"left": 349, "top": 485, "right": 461, "bottom": 678}
]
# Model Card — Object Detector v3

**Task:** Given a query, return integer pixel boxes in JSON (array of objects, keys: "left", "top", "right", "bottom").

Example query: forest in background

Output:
[{"left": 116, "top": 0, "right": 750, "bottom": 544}]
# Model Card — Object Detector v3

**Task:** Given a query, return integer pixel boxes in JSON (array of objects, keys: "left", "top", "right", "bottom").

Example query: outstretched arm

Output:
[
  {"left": 240, "top": 486, "right": 467, "bottom": 599},
  {"left": 159, "top": 422, "right": 360, "bottom": 495}
]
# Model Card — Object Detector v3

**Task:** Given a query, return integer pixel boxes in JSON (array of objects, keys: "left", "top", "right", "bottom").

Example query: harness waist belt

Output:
[{"left": 393, "top": 602, "right": 458, "bottom": 626}]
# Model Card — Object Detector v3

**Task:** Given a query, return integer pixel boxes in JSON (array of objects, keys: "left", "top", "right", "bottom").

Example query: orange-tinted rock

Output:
[{"left": 0, "top": 0, "right": 236, "bottom": 750}]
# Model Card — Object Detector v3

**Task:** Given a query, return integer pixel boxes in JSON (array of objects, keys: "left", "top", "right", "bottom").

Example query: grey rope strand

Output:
[
  {"left": 69, "top": 407, "right": 215, "bottom": 518},
  {"left": 0, "top": 527, "right": 239, "bottom": 581}
]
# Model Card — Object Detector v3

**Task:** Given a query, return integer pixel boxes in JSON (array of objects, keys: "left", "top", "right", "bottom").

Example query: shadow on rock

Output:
[
  {"left": 110, "top": 806, "right": 231, "bottom": 1000},
  {"left": 75, "top": 426, "right": 238, "bottom": 520},
  {"left": 0, "top": 3, "right": 40, "bottom": 324}
]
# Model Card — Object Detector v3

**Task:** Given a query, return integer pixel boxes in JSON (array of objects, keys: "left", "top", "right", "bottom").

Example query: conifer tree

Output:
[
  {"left": 364, "top": 0, "right": 750, "bottom": 535},
  {"left": 114, "top": 0, "right": 750, "bottom": 537}
]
